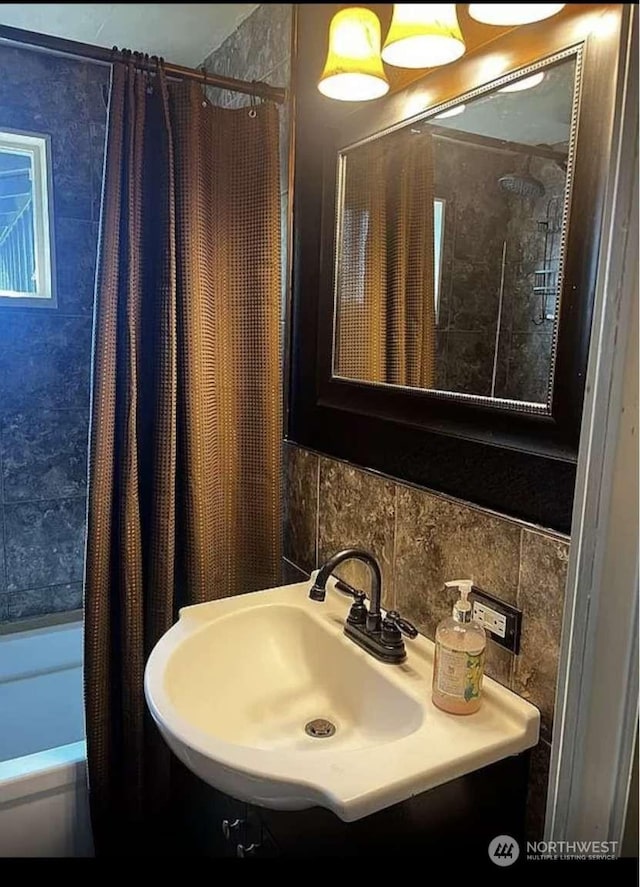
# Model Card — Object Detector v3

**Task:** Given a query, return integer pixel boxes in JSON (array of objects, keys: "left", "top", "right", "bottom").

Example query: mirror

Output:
[{"left": 332, "top": 54, "right": 578, "bottom": 411}]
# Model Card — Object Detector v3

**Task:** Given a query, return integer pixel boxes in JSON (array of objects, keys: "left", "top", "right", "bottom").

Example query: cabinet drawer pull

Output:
[
  {"left": 236, "top": 842, "right": 260, "bottom": 858},
  {"left": 221, "top": 818, "right": 243, "bottom": 841}
]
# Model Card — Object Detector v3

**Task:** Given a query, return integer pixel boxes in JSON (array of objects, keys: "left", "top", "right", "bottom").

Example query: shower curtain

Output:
[
  {"left": 84, "top": 62, "right": 282, "bottom": 856},
  {"left": 336, "top": 133, "right": 437, "bottom": 388}
]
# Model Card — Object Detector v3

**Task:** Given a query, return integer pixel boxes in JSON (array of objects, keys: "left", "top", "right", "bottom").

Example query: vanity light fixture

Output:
[
  {"left": 468, "top": 4, "right": 565, "bottom": 26},
  {"left": 499, "top": 71, "right": 545, "bottom": 92},
  {"left": 317, "top": 7, "right": 389, "bottom": 102},
  {"left": 434, "top": 103, "right": 466, "bottom": 119},
  {"left": 318, "top": 4, "right": 564, "bottom": 103},
  {"left": 382, "top": 4, "right": 466, "bottom": 69}
]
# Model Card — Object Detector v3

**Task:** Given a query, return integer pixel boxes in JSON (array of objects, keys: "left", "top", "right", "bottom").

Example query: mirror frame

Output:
[
  {"left": 289, "top": 4, "right": 625, "bottom": 532},
  {"left": 330, "top": 48, "right": 581, "bottom": 416}
]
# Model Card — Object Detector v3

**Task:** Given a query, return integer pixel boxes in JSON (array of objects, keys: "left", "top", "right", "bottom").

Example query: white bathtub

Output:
[{"left": 0, "top": 621, "right": 93, "bottom": 857}]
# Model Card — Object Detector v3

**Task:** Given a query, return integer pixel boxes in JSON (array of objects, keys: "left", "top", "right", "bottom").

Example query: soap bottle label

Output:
[{"left": 435, "top": 644, "right": 485, "bottom": 701}]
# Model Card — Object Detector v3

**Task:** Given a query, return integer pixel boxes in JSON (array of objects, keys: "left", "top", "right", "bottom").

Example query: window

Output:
[
  {"left": 342, "top": 206, "right": 370, "bottom": 305},
  {"left": 0, "top": 130, "right": 55, "bottom": 307},
  {"left": 433, "top": 198, "right": 445, "bottom": 322}
]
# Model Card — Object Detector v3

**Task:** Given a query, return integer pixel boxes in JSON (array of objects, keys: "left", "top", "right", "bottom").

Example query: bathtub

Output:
[{"left": 0, "top": 620, "right": 93, "bottom": 857}]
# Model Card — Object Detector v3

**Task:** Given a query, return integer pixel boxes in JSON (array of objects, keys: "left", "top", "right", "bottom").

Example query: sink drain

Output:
[{"left": 305, "top": 718, "right": 336, "bottom": 738}]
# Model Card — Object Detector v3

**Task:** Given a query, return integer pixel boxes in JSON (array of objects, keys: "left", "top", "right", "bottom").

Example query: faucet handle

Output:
[
  {"left": 335, "top": 580, "right": 369, "bottom": 627},
  {"left": 335, "top": 578, "right": 365, "bottom": 600},
  {"left": 383, "top": 611, "right": 419, "bottom": 640}
]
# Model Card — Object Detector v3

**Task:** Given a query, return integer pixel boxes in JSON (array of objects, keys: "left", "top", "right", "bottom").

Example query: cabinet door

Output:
[
  {"left": 217, "top": 794, "right": 249, "bottom": 857},
  {"left": 172, "top": 761, "right": 246, "bottom": 857},
  {"left": 234, "top": 806, "right": 280, "bottom": 858},
  {"left": 255, "top": 754, "right": 528, "bottom": 857}
]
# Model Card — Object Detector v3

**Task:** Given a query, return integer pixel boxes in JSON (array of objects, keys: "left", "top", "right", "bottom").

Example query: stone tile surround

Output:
[
  {"left": 284, "top": 441, "right": 570, "bottom": 837},
  {"left": 0, "top": 47, "right": 107, "bottom": 623}
]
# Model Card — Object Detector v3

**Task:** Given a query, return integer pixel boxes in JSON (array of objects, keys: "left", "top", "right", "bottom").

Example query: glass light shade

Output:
[
  {"left": 318, "top": 7, "right": 389, "bottom": 102},
  {"left": 435, "top": 104, "right": 466, "bottom": 119},
  {"left": 469, "top": 5, "right": 565, "bottom": 26},
  {"left": 499, "top": 72, "right": 545, "bottom": 93},
  {"left": 382, "top": 4, "right": 465, "bottom": 69}
]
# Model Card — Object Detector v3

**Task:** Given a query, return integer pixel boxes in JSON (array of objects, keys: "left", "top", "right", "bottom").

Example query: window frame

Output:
[
  {"left": 0, "top": 129, "right": 56, "bottom": 309},
  {"left": 433, "top": 197, "right": 445, "bottom": 324}
]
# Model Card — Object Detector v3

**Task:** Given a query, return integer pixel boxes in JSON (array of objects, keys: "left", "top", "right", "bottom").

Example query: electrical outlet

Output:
[{"left": 469, "top": 588, "right": 522, "bottom": 654}]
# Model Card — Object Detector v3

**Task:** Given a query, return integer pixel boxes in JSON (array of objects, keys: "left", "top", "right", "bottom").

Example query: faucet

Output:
[
  {"left": 310, "top": 548, "right": 383, "bottom": 631},
  {"left": 309, "top": 549, "right": 418, "bottom": 664}
]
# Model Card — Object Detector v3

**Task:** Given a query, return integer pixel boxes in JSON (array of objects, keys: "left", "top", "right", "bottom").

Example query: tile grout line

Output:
[
  {"left": 2, "top": 494, "right": 87, "bottom": 508},
  {"left": 7, "top": 605, "right": 82, "bottom": 622},
  {"left": 516, "top": 527, "right": 525, "bottom": 609},
  {"left": 259, "top": 57, "right": 291, "bottom": 85},
  {"left": 512, "top": 527, "right": 526, "bottom": 688},
  {"left": 3, "top": 578, "right": 84, "bottom": 597},
  {"left": 314, "top": 455, "right": 321, "bottom": 570},
  {"left": 391, "top": 484, "right": 399, "bottom": 611},
  {"left": 0, "top": 413, "right": 89, "bottom": 429}
]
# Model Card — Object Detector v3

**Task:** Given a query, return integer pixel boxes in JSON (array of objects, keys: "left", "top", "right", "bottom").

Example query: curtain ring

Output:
[
  {"left": 249, "top": 83, "right": 258, "bottom": 118},
  {"left": 199, "top": 66, "right": 209, "bottom": 108}
]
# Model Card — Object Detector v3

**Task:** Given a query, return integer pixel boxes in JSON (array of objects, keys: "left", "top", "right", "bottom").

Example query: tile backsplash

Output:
[{"left": 284, "top": 441, "right": 570, "bottom": 838}]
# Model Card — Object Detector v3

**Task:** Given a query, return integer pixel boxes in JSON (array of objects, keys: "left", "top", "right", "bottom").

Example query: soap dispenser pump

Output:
[{"left": 432, "top": 580, "right": 486, "bottom": 715}]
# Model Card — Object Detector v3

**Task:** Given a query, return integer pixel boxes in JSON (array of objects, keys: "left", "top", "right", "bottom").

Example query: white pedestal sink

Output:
[{"left": 145, "top": 576, "right": 539, "bottom": 822}]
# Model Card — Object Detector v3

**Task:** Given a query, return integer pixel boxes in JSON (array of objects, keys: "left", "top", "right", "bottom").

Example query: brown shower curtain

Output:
[
  {"left": 336, "top": 133, "right": 436, "bottom": 388},
  {"left": 84, "top": 62, "right": 282, "bottom": 856}
]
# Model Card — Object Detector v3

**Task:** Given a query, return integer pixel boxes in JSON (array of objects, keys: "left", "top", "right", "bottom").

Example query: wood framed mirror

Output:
[{"left": 289, "top": 4, "right": 625, "bottom": 531}]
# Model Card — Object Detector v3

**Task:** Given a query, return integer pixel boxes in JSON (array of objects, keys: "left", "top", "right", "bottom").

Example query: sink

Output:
[
  {"left": 145, "top": 576, "right": 539, "bottom": 822},
  {"left": 163, "top": 604, "right": 423, "bottom": 751}
]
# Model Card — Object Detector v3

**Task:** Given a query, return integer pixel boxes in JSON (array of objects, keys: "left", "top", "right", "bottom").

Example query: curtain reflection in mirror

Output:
[{"left": 335, "top": 133, "right": 437, "bottom": 388}]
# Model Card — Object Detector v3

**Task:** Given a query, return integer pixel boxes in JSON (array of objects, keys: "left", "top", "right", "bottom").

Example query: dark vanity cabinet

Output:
[{"left": 175, "top": 753, "right": 530, "bottom": 859}]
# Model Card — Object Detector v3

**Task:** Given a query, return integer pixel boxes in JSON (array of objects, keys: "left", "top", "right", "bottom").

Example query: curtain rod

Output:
[
  {"left": 427, "top": 124, "right": 567, "bottom": 162},
  {"left": 0, "top": 23, "right": 287, "bottom": 105}
]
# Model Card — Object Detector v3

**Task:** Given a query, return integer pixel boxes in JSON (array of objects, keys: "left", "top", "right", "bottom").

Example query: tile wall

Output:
[
  {"left": 434, "top": 138, "right": 564, "bottom": 402},
  {"left": 0, "top": 47, "right": 108, "bottom": 623}
]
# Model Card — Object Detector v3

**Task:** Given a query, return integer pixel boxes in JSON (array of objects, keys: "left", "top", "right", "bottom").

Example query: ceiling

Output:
[{"left": 0, "top": 3, "right": 258, "bottom": 67}]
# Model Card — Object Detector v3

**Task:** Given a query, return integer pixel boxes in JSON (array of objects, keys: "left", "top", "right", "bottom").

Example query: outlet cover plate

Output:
[{"left": 469, "top": 588, "right": 522, "bottom": 655}]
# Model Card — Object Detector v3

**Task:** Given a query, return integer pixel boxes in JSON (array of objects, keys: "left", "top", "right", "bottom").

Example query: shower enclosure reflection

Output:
[{"left": 332, "top": 54, "right": 578, "bottom": 408}]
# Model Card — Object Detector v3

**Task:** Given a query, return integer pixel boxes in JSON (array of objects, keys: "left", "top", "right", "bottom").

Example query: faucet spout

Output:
[{"left": 309, "top": 549, "right": 383, "bottom": 629}]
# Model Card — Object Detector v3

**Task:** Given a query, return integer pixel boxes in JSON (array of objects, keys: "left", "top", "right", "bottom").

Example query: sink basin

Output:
[
  {"left": 145, "top": 576, "right": 539, "bottom": 821},
  {"left": 163, "top": 604, "right": 423, "bottom": 751}
]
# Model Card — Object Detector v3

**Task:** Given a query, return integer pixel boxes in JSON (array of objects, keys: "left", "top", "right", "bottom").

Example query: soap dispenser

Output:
[{"left": 432, "top": 580, "right": 486, "bottom": 715}]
